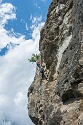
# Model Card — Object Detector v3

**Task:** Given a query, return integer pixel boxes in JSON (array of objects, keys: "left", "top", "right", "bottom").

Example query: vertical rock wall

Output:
[{"left": 28, "top": 0, "right": 83, "bottom": 125}]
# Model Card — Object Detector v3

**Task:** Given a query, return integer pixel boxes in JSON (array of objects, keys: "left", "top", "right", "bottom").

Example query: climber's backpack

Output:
[{"left": 40, "top": 67, "right": 44, "bottom": 73}]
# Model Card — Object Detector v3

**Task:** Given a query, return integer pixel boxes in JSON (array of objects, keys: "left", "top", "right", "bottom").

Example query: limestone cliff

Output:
[{"left": 28, "top": 0, "right": 83, "bottom": 125}]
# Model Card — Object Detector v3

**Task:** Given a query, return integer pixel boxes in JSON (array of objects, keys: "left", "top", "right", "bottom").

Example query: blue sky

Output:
[
  {"left": 2, "top": 0, "right": 51, "bottom": 39},
  {"left": 0, "top": 0, "right": 51, "bottom": 125}
]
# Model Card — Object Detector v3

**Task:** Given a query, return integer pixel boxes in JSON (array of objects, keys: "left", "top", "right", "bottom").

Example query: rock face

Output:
[{"left": 28, "top": 0, "right": 83, "bottom": 125}]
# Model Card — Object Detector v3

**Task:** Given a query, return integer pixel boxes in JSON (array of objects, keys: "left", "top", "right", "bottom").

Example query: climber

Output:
[
  {"left": 36, "top": 61, "right": 41, "bottom": 68},
  {"left": 36, "top": 61, "right": 48, "bottom": 80}
]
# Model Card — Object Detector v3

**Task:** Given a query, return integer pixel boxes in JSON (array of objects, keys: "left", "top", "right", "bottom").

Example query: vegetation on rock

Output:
[{"left": 28, "top": 54, "right": 40, "bottom": 63}]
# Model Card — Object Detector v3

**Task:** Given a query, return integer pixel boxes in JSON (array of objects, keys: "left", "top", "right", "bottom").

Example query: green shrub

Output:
[{"left": 28, "top": 54, "right": 40, "bottom": 63}]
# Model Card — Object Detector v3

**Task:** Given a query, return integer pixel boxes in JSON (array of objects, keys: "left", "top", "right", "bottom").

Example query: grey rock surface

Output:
[{"left": 28, "top": 0, "right": 83, "bottom": 125}]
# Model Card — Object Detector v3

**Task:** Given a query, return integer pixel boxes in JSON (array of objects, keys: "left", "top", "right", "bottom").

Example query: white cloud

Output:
[
  {"left": 30, "top": 15, "right": 43, "bottom": 29},
  {"left": 26, "top": 23, "right": 28, "bottom": 30},
  {"left": 0, "top": 94, "right": 33, "bottom": 125},
  {"left": 34, "top": 3, "right": 40, "bottom": 9},
  {"left": 0, "top": 3, "right": 16, "bottom": 26},
  {"left": 32, "top": 22, "right": 44, "bottom": 40},
  {"left": 14, "top": 92, "right": 26, "bottom": 107},
  {"left": 30, "top": 14, "right": 33, "bottom": 20},
  {"left": 0, "top": 3, "right": 17, "bottom": 49},
  {"left": 32, "top": 16, "right": 42, "bottom": 24},
  {"left": 0, "top": 2, "right": 44, "bottom": 125}
]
